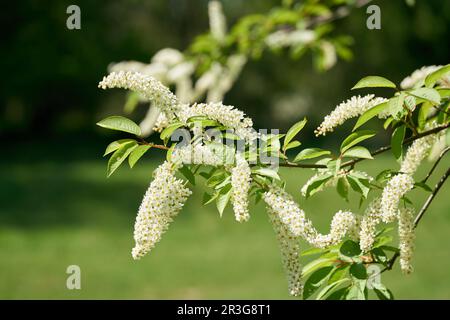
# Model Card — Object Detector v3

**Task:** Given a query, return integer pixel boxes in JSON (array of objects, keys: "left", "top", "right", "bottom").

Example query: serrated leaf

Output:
[
  {"left": 352, "top": 76, "right": 396, "bottom": 90},
  {"left": 128, "top": 145, "right": 151, "bottom": 168},
  {"left": 340, "top": 130, "right": 376, "bottom": 153},
  {"left": 408, "top": 87, "right": 441, "bottom": 105},
  {"left": 353, "top": 102, "right": 388, "bottom": 130},
  {"left": 342, "top": 146, "right": 373, "bottom": 159},
  {"left": 283, "top": 118, "right": 307, "bottom": 150},
  {"left": 203, "top": 192, "right": 218, "bottom": 205},
  {"left": 347, "top": 175, "right": 371, "bottom": 198},
  {"left": 107, "top": 141, "right": 137, "bottom": 177},
  {"left": 97, "top": 116, "right": 141, "bottom": 136},
  {"left": 391, "top": 125, "right": 405, "bottom": 161},
  {"left": 425, "top": 64, "right": 450, "bottom": 87},
  {"left": 294, "top": 148, "right": 331, "bottom": 162},
  {"left": 103, "top": 139, "right": 135, "bottom": 156}
]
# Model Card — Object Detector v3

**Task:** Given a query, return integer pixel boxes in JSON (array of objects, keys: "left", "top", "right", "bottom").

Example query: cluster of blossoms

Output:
[
  {"left": 172, "top": 144, "right": 228, "bottom": 166},
  {"left": 398, "top": 207, "right": 416, "bottom": 274},
  {"left": 315, "top": 94, "right": 388, "bottom": 136},
  {"left": 266, "top": 205, "right": 303, "bottom": 296},
  {"left": 208, "top": 0, "right": 227, "bottom": 43},
  {"left": 400, "top": 133, "right": 439, "bottom": 175},
  {"left": 265, "top": 29, "right": 316, "bottom": 49},
  {"left": 99, "top": 71, "right": 180, "bottom": 118},
  {"left": 380, "top": 173, "right": 415, "bottom": 223},
  {"left": 400, "top": 65, "right": 443, "bottom": 89},
  {"left": 132, "top": 161, "right": 192, "bottom": 259},
  {"left": 230, "top": 154, "right": 252, "bottom": 222},
  {"left": 263, "top": 186, "right": 359, "bottom": 249},
  {"left": 359, "top": 198, "right": 382, "bottom": 253}
]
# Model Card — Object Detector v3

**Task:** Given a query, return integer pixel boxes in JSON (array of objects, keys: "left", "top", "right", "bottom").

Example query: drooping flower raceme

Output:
[
  {"left": 267, "top": 205, "right": 303, "bottom": 297},
  {"left": 230, "top": 154, "right": 252, "bottom": 222},
  {"left": 400, "top": 65, "right": 442, "bottom": 89},
  {"left": 359, "top": 198, "right": 382, "bottom": 252},
  {"left": 315, "top": 94, "right": 388, "bottom": 136},
  {"left": 172, "top": 144, "right": 228, "bottom": 167},
  {"left": 400, "top": 133, "right": 437, "bottom": 175},
  {"left": 99, "top": 71, "right": 180, "bottom": 119},
  {"left": 398, "top": 207, "right": 416, "bottom": 274},
  {"left": 132, "top": 161, "right": 192, "bottom": 259},
  {"left": 380, "top": 173, "right": 414, "bottom": 223},
  {"left": 263, "top": 186, "right": 359, "bottom": 249},
  {"left": 208, "top": 0, "right": 227, "bottom": 43}
]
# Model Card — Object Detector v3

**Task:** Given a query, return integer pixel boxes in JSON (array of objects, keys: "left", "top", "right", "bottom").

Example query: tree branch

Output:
[
  {"left": 423, "top": 146, "right": 450, "bottom": 183},
  {"left": 280, "top": 123, "right": 450, "bottom": 169}
]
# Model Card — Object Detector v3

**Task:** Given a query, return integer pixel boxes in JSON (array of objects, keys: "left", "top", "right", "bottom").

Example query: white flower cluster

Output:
[
  {"left": 380, "top": 173, "right": 414, "bottom": 223},
  {"left": 400, "top": 134, "right": 437, "bottom": 175},
  {"left": 359, "top": 198, "right": 382, "bottom": 252},
  {"left": 266, "top": 206, "right": 303, "bottom": 297},
  {"left": 400, "top": 65, "right": 442, "bottom": 89},
  {"left": 172, "top": 144, "right": 228, "bottom": 166},
  {"left": 398, "top": 207, "right": 416, "bottom": 274},
  {"left": 265, "top": 29, "right": 316, "bottom": 49},
  {"left": 132, "top": 161, "right": 192, "bottom": 259},
  {"left": 315, "top": 95, "right": 388, "bottom": 136},
  {"left": 263, "top": 186, "right": 359, "bottom": 249},
  {"left": 231, "top": 154, "right": 252, "bottom": 222},
  {"left": 208, "top": 0, "right": 227, "bottom": 43},
  {"left": 98, "top": 71, "right": 180, "bottom": 118}
]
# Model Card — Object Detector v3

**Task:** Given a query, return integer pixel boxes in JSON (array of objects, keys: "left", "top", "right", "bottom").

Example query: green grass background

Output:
[{"left": 1, "top": 150, "right": 449, "bottom": 299}]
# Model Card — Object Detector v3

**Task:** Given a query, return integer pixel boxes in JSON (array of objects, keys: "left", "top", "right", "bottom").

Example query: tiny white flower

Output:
[
  {"left": 380, "top": 174, "right": 414, "bottom": 223},
  {"left": 398, "top": 207, "right": 416, "bottom": 274},
  {"left": 230, "top": 154, "right": 252, "bottom": 222}
]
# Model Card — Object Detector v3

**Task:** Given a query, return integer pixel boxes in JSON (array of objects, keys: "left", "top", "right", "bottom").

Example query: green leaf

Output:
[
  {"left": 387, "top": 93, "right": 406, "bottom": 120},
  {"left": 294, "top": 148, "right": 331, "bottom": 162},
  {"left": 352, "top": 76, "right": 396, "bottom": 90},
  {"left": 316, "top": 279, "right": 350, "bottom": 300},
  {"left": 342, "top": 146, "right": 373, "bottom": 159},
  {"left": 346, "top": 279, "right": 367, "bottom": 300},
  {"left": 328, "top": 265, "right": 350, "bottom": 285},
  {"left": 336, "top": 177, "right": 349, "bottom": 201},
  {"left": 408, "top": 88, "right": 441, "bottom": 105},
  {"left": 283, "top": 140, "right": 301, "bottom": 151},
  {"left": 350, "top": 263, "right": 367, "bottom": 280},
  {"left": 97, "top": 116, "right": 142, "bottom": 136},
  {"left": 340, "top": 130, "right": 376, "bottom": 153},
  {"left": 302, "top": 258, "right": 335, "bottom": 277},
  {"left": 160, "top": 122, "right": 184, "bottom": 141},
  {"left": 216, "top": 187, "right": 232, "bottom": 217},
  {"left": 303, "top": 173, "right": 333, "bottom": 198},
  {"left": 391, "top": 125, "right": 406, "bottom": 161},
  {"left": 414, "top": 181, "right": 433, "bottom": 192},
  {"left": 283, "top": 118, "right": 307, "bottom": 150},
  {"left": 301, "top": 247, "right": 326, "bottom": 257},
  {"left": 372, "top": 282, "right": 394, "bottom": 300},
  {"left": 326, "top": 286, "right": 350, "bottom": 300},
  {"left": 252, "top": 167, "right": 280, "bottom": 180},
  {"left": 202, "top": 192, "right": 218, "bottom": 205},
  {"left": 107, "top": 141, "right": 138, "bottom": 177},
  {"left": 178, "top": 166, "right": 196, "bottom": 186},
  {"left": 128, "top": 145, "right": 151, "bottom": 168},
  {"left": 425, "top": 64, "right": 450, "bottom": 87},
  {"left": 339, "top": 240, "right": 361, "bottom": 258},
  {"left": 104, "top": 139, "right": 135, "bottom": 156},
  {"left": 353, "top": 102, "right": 388, "bottom": 130},
  {"left": 347, "top": 175, "right": 371, "bottom": 198},
  {"left": 303, "top": 266, "right": 335, "bottom": 299}
]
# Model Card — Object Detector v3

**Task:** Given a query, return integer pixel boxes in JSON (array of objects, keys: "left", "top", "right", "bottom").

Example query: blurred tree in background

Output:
[{"left": 1, "top": 0, "right": 449, "bottom": 144}]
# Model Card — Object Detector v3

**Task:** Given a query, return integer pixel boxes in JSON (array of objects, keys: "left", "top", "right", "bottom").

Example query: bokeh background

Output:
[{"left": 1, "top": 0, "right": 449, "bottom": 299}]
